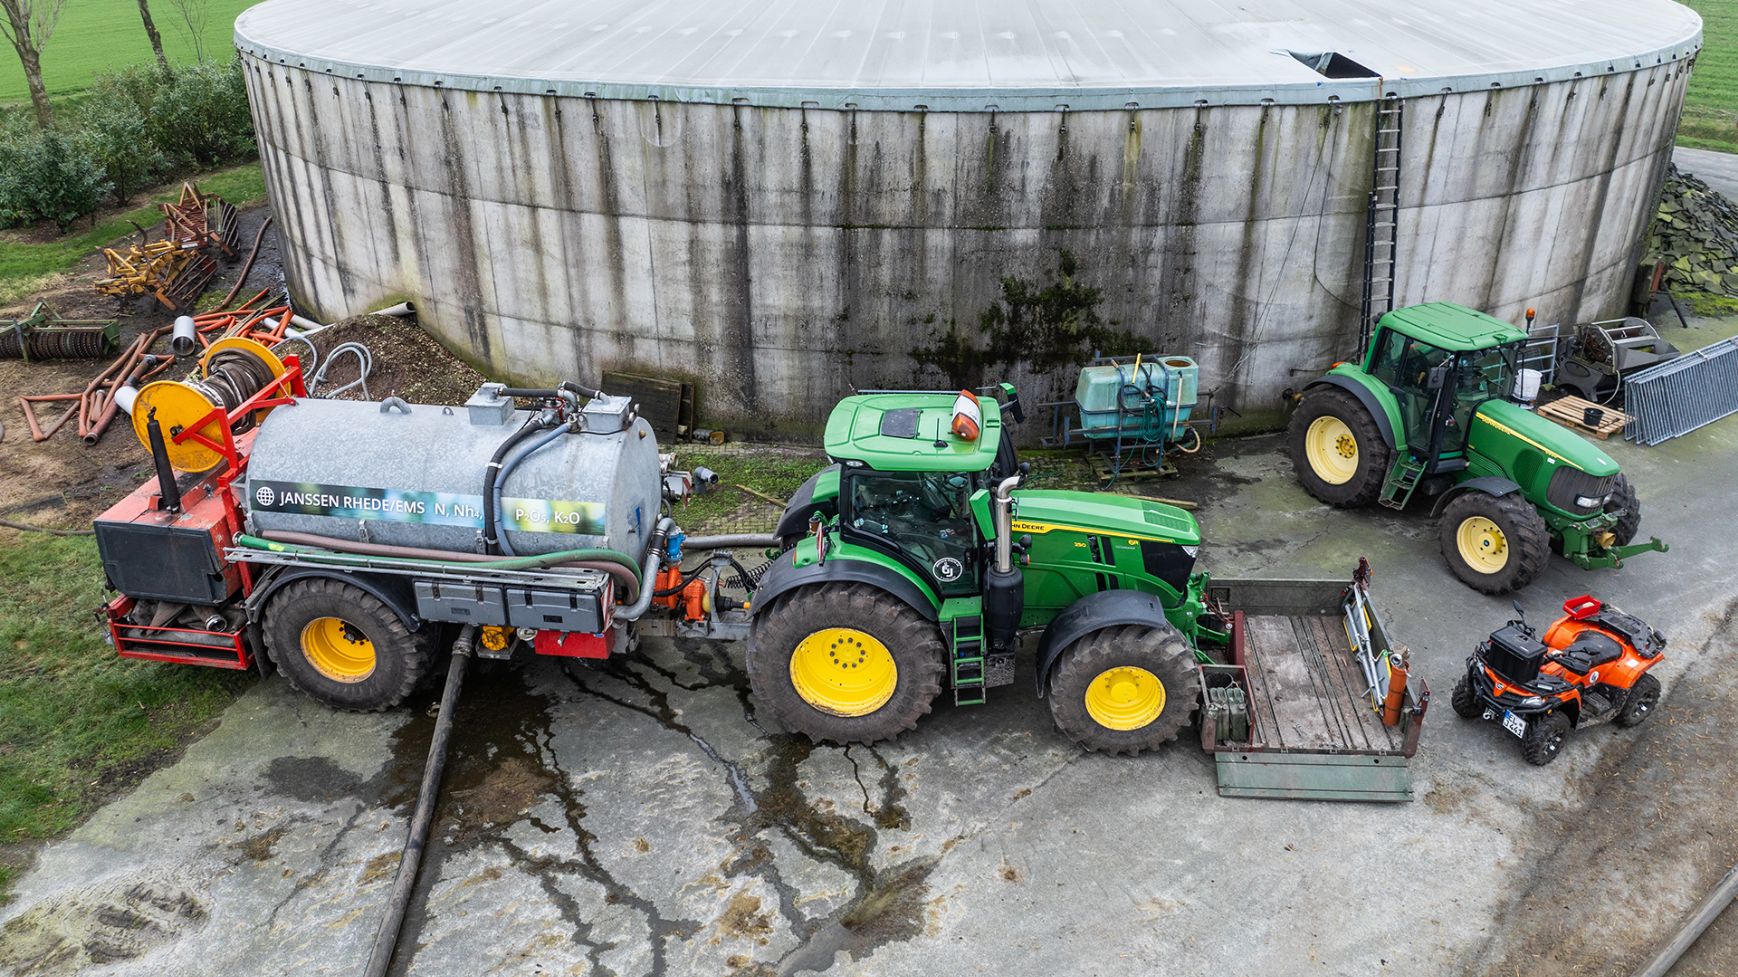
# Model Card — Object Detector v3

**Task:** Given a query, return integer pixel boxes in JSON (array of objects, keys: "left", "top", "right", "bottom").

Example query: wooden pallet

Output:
[{"left": 1538, "top": 394, "right": 1629, "bottom": 440}]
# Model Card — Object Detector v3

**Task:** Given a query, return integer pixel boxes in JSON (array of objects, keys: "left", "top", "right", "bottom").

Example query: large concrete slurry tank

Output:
[
  {"left": 235, "top": 0, "right": 1703, "bottom": 434},
  {"left": 246, "top": 386, "right": 662, "bottom": 560}
]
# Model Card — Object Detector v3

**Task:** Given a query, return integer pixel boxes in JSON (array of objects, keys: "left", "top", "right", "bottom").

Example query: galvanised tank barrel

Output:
[{"left": 245, "top": 387, "right": 662, "bottom": 559}]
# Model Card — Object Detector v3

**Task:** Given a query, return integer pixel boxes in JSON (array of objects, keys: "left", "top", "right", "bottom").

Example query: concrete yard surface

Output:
[{"left": 3, "top": 405, "right": 1737, "bottom": 976}]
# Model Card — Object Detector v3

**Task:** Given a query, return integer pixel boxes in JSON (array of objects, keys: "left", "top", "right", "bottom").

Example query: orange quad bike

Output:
[{"left": 1452, "top": 595, "right": 1666, "bottom": 765}]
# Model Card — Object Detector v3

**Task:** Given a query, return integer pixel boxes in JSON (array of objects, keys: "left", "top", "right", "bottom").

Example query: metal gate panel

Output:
[{"left": 1623, "top": 337, "right": 1738, "bottom": 445}]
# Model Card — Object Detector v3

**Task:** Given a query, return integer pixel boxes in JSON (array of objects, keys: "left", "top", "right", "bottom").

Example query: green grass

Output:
[
  {"left": 0, "top": 0, "right": 256, "bottom": 104},
  {"left": 0, "top": 160, "right": 264, "bottom": 307},
  {"left": 0, "top": 533, "right": 246, "bottom": 899},
  {"left": 1680, "top": 1, "right": 1738, "bottom": 154},
  {"left": 671, "top": 446, "right": 826, "bottom": 532}
]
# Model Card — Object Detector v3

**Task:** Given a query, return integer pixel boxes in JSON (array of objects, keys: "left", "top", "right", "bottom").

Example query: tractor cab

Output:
[
  {"left": 822, "top": 388, "right": 1021, "bottom": 597},
  {"left": 1362, "top": 303, "right": 1528, "bottom": 470}
]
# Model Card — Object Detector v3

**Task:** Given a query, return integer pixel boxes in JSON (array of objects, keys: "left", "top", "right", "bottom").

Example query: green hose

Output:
[{"left": 234, "top": 533, "right": 643, "bottom": 583}]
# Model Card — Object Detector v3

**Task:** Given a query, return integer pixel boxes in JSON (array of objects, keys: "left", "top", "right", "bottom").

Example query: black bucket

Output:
[{"left": 1583, "top": 406, "right": 1605, "bottom": 428}]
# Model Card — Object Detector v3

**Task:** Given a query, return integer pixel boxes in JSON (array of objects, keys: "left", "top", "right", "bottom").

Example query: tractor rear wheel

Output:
[
  {"left": 1521, "top": 711, "right": 1572, "bottom": 766},
  {"left": 1046, "top": 623, "right": 1197, "bottom": 755},
  {"left": 1288, "top": 388, "right": 1391, "bottom": 508},
  {"left": 262, "top": 577, "right": 433, "bottom": 710},
  {"left": 1616, "top": 672, "right": 1661, "bottom": 728},
  {"left": 1439, "top": 492, "right": 1550, "bottom": 594},
  {"left": 746, "top": 584, "right": 945, "bottom": 744},
  {"left": 1450, "top": 674, "right": 1483, "bottom": 719},
  {"left": 1604, "top": 473, "right": 1642, "bottom": 547}
]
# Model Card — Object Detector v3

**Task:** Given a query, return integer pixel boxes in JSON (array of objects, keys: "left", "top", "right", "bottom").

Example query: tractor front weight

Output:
[{"left": 1560, "top": 519, "right": 1670, "bottom": 570}]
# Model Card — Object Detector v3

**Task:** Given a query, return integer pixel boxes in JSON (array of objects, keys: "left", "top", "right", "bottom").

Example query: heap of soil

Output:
[{"left": 307, "top": 314, "right": 489, "bottom": 405}]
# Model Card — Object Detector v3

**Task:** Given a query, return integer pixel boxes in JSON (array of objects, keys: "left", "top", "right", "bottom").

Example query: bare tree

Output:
[
  {"left": 166, "top": 0, "right": 208, "bottom": 63},
  {"left": 0, "top": 0, "right": 67, "bottom": 129},
  {"left": 136, "top": 0, "right": 169, "bottom": 70}
]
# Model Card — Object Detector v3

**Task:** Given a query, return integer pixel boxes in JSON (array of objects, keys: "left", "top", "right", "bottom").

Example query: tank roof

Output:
[{"left": 235, "top": 0, "right": 1702, "bottom": 112}]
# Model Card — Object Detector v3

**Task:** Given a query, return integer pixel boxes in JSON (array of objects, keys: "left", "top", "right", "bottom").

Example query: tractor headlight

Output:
[
  {"left": 1519, "top": 696, "right": 1546, "bottom": 708},
  {"left": 1575, "top": 494, "right": 1608, "bottom": 508}
]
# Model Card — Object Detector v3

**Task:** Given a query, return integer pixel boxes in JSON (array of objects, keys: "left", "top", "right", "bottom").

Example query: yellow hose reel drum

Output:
[{"left": 131, "top": 336, "right": 288, "bottom": 472}]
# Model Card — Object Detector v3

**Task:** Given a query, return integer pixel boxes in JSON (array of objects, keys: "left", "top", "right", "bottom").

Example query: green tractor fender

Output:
[
  {"left": 1429, "top": 475, "right": 1523, "bottom": 517},
  {"left": 1306, "top": 369, "right": 1406, "bottom": 454},
  {"left": 1033, "top": 590, "right": 1172, "bottom": 697},
  {"left": 749, "top": 545, "right": 940, "bottom": 622}
]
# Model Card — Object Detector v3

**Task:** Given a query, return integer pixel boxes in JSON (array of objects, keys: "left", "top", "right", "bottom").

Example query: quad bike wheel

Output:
[
  {"left": 1616, "top": 672, "right": 1661, "bottom": 728},
  {"left": 1603, "top": 473, "right": 1642, "bottom": 547},
  {"left": 746, "top": 583, "right": 945, "bottom": 743},
  {"left": 1522, "top": 711, "right": 1572, "bottom": 766},
  {"left": 1439, "top": 492, "right": 1550, "bottom": 594},
  {"left": 263, "top": 577, "right": 434, "bottom": 710},
  {"left": 1046, "top": 623, "right": 1197, "bottom": 755},
  {"left": 1450, "top": 674, "right": 1483, "bottom": 719},
  {"left": 1288, "top": 388, "right": 1392, "bottom": 508}
]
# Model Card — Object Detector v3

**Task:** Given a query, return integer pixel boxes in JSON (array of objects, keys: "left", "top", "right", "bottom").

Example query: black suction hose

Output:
[
  {"left": 482, "top": 415, "right": 548, "bottom": 554},
  {"left": 364, "top": 625, "right": 475, "bottom": 977}
]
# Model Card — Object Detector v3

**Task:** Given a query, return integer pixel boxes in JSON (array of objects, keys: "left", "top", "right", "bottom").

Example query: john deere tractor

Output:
[
  {"left": 747, "top": 386, "right": 1216, "bottom": 752},
  {"left": 1289, "top": 302, "right": 1666, "bottom": 594}
]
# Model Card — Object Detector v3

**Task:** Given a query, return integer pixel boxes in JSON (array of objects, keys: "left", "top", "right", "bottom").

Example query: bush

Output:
[
  {"left": 72, "top": 97, "right": 168, "bottom": 205},
  {"left": 147, "top": 60, "right": 256, "bottom": 167},
  {"left": 0, "top": 130, "right": 111, "bottom": 232}
]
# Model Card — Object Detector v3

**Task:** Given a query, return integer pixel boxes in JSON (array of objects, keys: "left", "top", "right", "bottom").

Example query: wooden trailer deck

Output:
[{"left": 1199, "top": 573, "right": 1428, "bottom": 802}]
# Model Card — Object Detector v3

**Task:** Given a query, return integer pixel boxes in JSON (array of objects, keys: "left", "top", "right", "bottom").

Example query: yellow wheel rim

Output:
[
  {"left": 789, "top": 627, "right": 898, "bottom": 717},
  {"left": 1304, "top": 416, "right": 1359, "bottom": 485},
  {"left": 300, "top": 616, "right": 376, "bottom": 683},
  {"left": 1456, "top": 515, "right": 1509, "bottom": 574},
  {"left": 1083, "top": 666, "right": 1167, "bottom": 731}
]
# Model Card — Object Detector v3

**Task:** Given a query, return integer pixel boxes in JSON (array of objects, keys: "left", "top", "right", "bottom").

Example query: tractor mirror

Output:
[{"left": 1426, "top": 364, "right": 1449, "bottom": 390}]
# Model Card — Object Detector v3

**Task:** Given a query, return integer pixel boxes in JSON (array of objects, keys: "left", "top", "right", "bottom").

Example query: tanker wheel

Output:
[
  {"left": 1046, "top": 623, "right": 1197, "bottom": 755},
  {"left": 1603, "top": 473, "right": 1642, "bottom": 547},
  {"left": 263, "top": 577, "right": 433, "bottom": 711},
  {"left": 1288, "top": 388, "right": 1392, "bottom": 508},
  {"left": 1439, "top": 492, "right": 1550, "bottom": 594},
  {"left": 746, "top": 584, "right": 945, "bottom": 744}
]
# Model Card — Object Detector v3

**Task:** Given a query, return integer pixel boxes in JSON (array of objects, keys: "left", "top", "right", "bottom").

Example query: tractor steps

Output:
[
  {"left": 1378, "top": 458, "right": 1425, "bottom": 509},
  {"left": 949, "top": 611, "right": 987, "bottom": 706}
]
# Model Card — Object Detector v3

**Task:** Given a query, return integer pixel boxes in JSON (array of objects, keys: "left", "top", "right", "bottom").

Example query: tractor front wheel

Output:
[
  {"left": 262, "top": 577, "right": 434, "bottom": 711},
  {"left": 1439, "top": 492, "right": 1550, "bottom": 594},
  {"left": 1521, "top": 711, "right": 1572, "bottom": 766},
  {"left": 746, "top": 584, "right": 945, "bottom": 744},
  {"left": 1046, "top": 623, "right": 1197, "bottom": 755},
  {"left": 1604, "top": 473, "right": 1642, "bottom": 547},
  {"left": 1288, "top": 388, "right": 1392, "bottom": 508}
]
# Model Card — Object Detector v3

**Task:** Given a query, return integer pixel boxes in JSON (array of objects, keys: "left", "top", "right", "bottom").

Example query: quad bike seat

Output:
[{"left": 1559, "top": 630, "right": 1625, "bottom": 669}]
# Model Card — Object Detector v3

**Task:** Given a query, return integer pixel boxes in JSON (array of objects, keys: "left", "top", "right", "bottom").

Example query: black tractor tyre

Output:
[
  {"left": 746, "top": 583, "right": 945, "bottom": 744},
  {"left": 262, "top": 577, "right": 433, "bottom": 711},
  {"left": 1438, "top": 492, "right": 1552, "bottom": 594},
  {"left": 1451, "top": 674, "right": 1483, "bottom": 719},
  {"left": 1604, "top": 473, "right": 1642, "bottom": 547},
  {"left": 1616, "top": 672, "right": 1662, "bottom": 728},
  {"left": 1288, "top": 387, "right": 1393, "bottom": 508},
  {"left": 1046, "top": 623, "right": 1198, "bottom": 756},
  {"left": 1522, "top": 711, "right": 1573, "bottom": 766}
]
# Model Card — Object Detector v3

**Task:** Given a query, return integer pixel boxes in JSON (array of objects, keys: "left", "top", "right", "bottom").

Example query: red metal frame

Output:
[{"left": 107, "top": 595, "right": 252, "bottom": 669}]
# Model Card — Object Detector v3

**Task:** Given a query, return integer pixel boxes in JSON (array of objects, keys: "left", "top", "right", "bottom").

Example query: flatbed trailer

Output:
[{"left": 1198, "top": 574, "right": 1428, "bottom": 802}]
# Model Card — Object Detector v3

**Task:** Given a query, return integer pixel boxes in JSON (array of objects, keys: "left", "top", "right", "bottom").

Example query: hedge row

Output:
[{"left": 0, "top": 60, "right": 256, "bottom": 232}]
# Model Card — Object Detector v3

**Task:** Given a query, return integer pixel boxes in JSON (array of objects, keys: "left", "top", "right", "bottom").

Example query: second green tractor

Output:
[{"left": 1289, "top": 302, "right": 1666, "bottom": 594}]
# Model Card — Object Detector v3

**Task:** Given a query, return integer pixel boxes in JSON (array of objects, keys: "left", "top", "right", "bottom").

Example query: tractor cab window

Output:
[
  {"left": 1449, "top": 344, "right": 1517, "bottom": 432},
  {"left": 842, "top": 470, "right": 978, "bottom": 595},
  {"left": 1367, "top": 329, "right": 1452, "bottom": 450}
]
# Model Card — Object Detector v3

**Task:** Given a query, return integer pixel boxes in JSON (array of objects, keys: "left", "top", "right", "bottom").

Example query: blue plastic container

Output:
[{"left": 1074, "top": 356, "right": 1198, "bottom": 441}]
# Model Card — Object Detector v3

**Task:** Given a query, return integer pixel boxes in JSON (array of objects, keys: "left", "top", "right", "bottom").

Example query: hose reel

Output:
[{"left": 130, "top": 336, "right": 288, "bottom": 471}]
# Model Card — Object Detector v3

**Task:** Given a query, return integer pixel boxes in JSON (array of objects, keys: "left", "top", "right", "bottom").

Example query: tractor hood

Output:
[
  {"left": 1009, "top": 490, "right": 1201, "bottom": 547},
  {"left": 1471, "top": 399, "right": 1619, "bottom": 477}
]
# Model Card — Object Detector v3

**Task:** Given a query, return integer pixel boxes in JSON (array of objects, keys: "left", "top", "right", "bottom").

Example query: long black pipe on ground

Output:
[{"left": 363, "top": 625, "right": 475, "bottom": 977}]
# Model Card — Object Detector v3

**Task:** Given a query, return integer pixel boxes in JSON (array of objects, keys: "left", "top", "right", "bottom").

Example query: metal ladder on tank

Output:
[{"left": 1358, "top": 93, "right": 1404, "bottom": 355}]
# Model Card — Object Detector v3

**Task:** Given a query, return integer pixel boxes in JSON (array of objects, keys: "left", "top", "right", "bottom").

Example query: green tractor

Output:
[
  {"left": 747, "top": 386, "right": 1216, "bottom": 752},
  {"left": 1289, "top": 302, "right": 1666, "bottom": 594}
]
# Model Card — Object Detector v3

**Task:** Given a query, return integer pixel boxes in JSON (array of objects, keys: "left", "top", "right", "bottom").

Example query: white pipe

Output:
[
  {"left": 371, "top": 301, "right": 416, "bottom": 318},
  {"left": 170, "top": 316, "right": 197, "bottom": 356},
  {"left": 114, "top": 384, "right": 139, "bottom": 416}
]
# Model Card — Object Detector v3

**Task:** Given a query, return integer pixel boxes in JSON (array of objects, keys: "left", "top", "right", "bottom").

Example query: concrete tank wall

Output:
[{"left": 240, "top": 54, "right": 1693, "bottom": 434}]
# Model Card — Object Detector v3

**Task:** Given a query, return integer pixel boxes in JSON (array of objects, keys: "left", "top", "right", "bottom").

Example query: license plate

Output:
[{"left": 1501, "top": 710, "right": 1528, "bottom": 739}]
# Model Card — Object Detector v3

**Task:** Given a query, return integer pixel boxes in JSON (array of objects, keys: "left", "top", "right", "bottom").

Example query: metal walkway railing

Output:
[{"left": 1623, "top": 337, "right": 1738, "bottom": 445}]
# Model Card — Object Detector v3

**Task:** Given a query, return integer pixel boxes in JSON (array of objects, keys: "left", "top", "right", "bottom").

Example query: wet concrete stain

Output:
[{"left": 263, "top": 755, "right": 367, "bottom": 804}]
